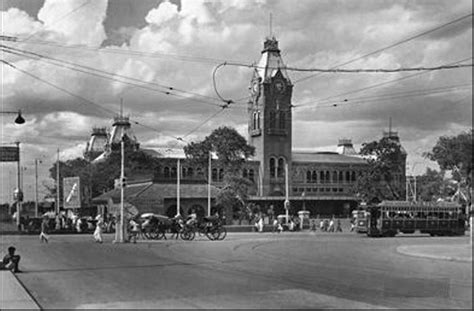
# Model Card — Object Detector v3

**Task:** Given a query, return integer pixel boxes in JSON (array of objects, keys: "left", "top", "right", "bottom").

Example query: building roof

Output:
[{"left": 292, "top": 152, "right": 367, "bottom": 164}]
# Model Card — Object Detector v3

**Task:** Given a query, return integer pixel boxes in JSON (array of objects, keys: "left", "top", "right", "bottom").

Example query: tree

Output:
[
  {"left": 48, "top": 142, "right": 161, "bottom": 206},
  {"left": 424, "top": 130, "right": 472, "bottom": 186},
  {"left": 184, "top": 126, "right": 255, "bottom": 218},
  {"left": 424, "top": 129, "right": 473, "bottom": 205},
  {"left": 353, "top": 136, "right": 406, "bottom": 203},
  {"left": 184, "top": 126, "right": 255, "bottom": 175},
  {"left": 416, "top": 168, "right": 455, "bottom": 202}
]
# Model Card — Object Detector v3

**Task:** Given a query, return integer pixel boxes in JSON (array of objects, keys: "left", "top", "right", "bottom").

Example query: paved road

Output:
[{"left": 1, "top": 232, "right": 472, "bottom": 309}]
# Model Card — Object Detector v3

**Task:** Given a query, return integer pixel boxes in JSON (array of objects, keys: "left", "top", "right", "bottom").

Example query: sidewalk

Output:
[
  {"left": 0, "top": 270, "right": 41, "bottom": 310},
  {"left": 397, "top": 243, "right": 473, "bottom": 262}
]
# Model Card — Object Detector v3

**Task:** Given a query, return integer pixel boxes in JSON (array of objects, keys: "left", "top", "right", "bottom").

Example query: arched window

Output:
[
  {"left": 346, "top": 171, "right": 351, "bottom": 183},
  {"left": 320, "top": 171, "right": 325, "bottom": 183},
  {"left": 253, "top": 112, "right": 258, "bottom": 130},
  {"left": 219, "top": 169, "right": 224, "bottom": 181},
  {"left": 212, "top": 168, "right": 217, "bottom": 181},
  {"left": 171, "top": 167, "right": 177, "bottom": 178},
  {"left": 351, "top": 171, "right": 356, "bottom": 182},
  {"left": 277, "top": 158, "right": 284, "bottom": 177},
  {"left": 279, "top": 111, "right": 285, "bottom": 129},
  {"left": 243, "top": 169, "right": 248, "bottom": 178},
  {"left": 339, "top": 171, "right": 344, "bottom": 184},
  {"left": 249, "top": 169, "right": 255, "bottom": 181},
  {"left": 164, "top": 167, "right": 170, "bottom": 178},
  {"left": 182, "top": 167, "right": 187, "bottom": 178},
  {"left": 306, "top": 171, "right": 311, "bottom": 183},
  {"left": 257, "top": 111, "right": 261, "bottom": 129},
  {"left": 196, "top": 167, "right": 202, "bottom": 177},
  {"left": 269, "top": 158, "right": 276, "bottom": 178},
  {"left": 333, "top": 171, "right": 338, "bottom": 183},
  {"left": 325, "top": 171, "right": 330, "bottom": 183},
  {"left": 187, "top": 167, "right": 194, "bottom": 177},
  {"left": 312, "top": 171, "right": 317, "bottom": 183},
  {"left": 269, "top": 112, "right": 276, "bottom": 128}
]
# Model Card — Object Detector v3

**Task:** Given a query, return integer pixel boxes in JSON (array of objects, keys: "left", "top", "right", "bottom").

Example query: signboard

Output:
[
  {"left": 0, "top": 146, "right": 19, "bottom": 162},
  {"left": 63, "top": 177, "right": 81, "bottom": 209}
]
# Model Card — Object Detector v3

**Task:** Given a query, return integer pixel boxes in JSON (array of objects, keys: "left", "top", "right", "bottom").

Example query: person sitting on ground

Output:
[{"left": 0, "top": 246, "right": 21, "bottom": 273}]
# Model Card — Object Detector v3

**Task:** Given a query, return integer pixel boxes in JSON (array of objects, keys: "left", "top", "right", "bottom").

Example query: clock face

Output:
[
  {"left": 275, "top": 80, "right": 285, "bottom": 93},
  {"left": 252, "top": 81, "right": 260, "bottom": 94}
]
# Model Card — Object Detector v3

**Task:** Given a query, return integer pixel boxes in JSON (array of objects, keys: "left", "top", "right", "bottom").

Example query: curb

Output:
[
  {"left": 0, "top": 271, "right": 42, "bottom": 310},
  {"left": 396, "top": 246, "right": 472, "bottom": 263}
]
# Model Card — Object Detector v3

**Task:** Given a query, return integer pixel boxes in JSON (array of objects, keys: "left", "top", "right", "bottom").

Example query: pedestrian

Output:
[
  {"left": 310, "top": 219, "right": 317, "bottom": 232},
  {"left": 272, "top": 218, "right": 279, "bottom": 233},
  {"left": 129, "top": 217, "right": 141, "bottom": 243},
  {"left": 319, "top": 219, "right": 325, "bottom": 231},
  {"left": 288, "top": 219, "right": 295, "bottom": 231},
  {"left": 0, "top": 246, "right": 21, "bottom": 273},
  {"left": 93, "top": 215, "right": 104, "bottom": 243},
  {"left": 336, "top": 219, "right": 343, "bottom": 232},
  {"left": 39, "top": 217, "right": 49, "bottom": 243},
  {"left": 328, "top": 218, "right": 335, "bottom": 232}
]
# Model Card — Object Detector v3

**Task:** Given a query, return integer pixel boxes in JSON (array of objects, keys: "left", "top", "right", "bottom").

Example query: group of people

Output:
[{"left": 311, "top": 218, "right": 343, "bottom": 232}]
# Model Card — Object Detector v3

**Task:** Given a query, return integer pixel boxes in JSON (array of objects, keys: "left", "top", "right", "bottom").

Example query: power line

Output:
[
  {"left": 2, "top": 44, "right": 225, "bottom": 107},
  {"left": 296, "top": 83, "right": 472, "bottom": 108},
  {"left": 294, "top": 12, "right": 473, "bottom": 83},
  {"left": 0, "top": 58, "right": 200, "bottom": 146},
  {"left": 294, "top": 57, "right": 473, "bottom": 109},
  {"left": 1, "top": 59, "right": 115, "bottom": 117},
  {"left": 214, "top": 60, "right": 473, "bottom": 74}
]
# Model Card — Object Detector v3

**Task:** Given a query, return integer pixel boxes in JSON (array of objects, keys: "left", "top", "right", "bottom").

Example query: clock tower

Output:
[{"left": 248, "top": 37, "right": 293, "bottom": 196}]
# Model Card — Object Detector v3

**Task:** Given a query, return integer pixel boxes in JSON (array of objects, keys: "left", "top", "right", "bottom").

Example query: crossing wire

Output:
[{"left": 1, "top": 44, "right": 224, "bottom": 107}]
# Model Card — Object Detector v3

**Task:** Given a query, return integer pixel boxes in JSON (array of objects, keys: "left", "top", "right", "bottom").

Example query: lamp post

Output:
[{"left": 1, "top": 110, "right": 25, "bottom": 124}]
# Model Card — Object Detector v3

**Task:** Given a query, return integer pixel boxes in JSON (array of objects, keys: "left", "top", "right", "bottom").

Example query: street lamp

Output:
[{"left": 1, "top": 110, "right": 25, "bottom": 124}]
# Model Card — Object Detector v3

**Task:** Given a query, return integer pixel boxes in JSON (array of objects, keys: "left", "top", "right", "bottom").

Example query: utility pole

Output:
[
  {"left": 35, "top": 159, "right": 41, "bottom": 217},
  {"left": 284, "top": 161, "right": 289, "bottom": 224},
  {"left": 56, "top": 148, "right": 60, "bottom": 214},
  {"left": 208, "top": 151, "right": 211, "bottom": 216},
  {"left": 176, "top": 158, "right": 181, "bottom": 217},
  {"left": 120, "top": 134, "right": 125, "bottom": 242},
  {"left": 16, "top": 141, "right": 21, "bottom": 228}
]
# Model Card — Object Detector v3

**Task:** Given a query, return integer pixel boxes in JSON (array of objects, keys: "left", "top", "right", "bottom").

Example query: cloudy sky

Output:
[{"left": 1, "top": 0, "right": 472, "bottom": 202}]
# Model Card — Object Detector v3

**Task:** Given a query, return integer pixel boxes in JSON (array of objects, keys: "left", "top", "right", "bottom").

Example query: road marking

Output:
[{"left": 77, "top": 288, "right": 389, "bottom": 309}]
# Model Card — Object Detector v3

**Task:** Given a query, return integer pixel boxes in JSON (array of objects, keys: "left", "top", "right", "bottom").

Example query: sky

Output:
[{"left": 1, "top": 0, "right": 472, "bottom": 203}]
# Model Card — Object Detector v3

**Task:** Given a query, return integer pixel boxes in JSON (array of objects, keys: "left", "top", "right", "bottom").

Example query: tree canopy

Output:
[
  {"left": 48, "top": 142, "right": 160, "bottom": 206},
  {"left": 184, "top": 126, "right": 255, "bottom": 173},
  {"left": 424, "top": 129, "right": 472, "bottom": 186},
  {"left": 353, "top": 136, "right": 406, "bottom": 203},
  {"left": 184, "top": 126, "right": 256, "bottom": 218}
]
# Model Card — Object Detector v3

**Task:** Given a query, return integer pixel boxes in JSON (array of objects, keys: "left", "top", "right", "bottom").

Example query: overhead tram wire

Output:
[
  {"left": 1, "top": 35, "right": 244, "bottom": 66},
  {"left": 293, "top": 57, "right": 473, "bottom": 109},
  {"left": 1, "top": 44, "right": 224, "bottom": 107},
  {"left": 1, "top": 59, "right": 114, "bottom": 117},
  {"left": 296, "top": 83, "right": 472, "bottom": 109},
  {"left": 293, "top": 12, "right": 473, "bottom": 84},
  {"left": 0, "top": 59, "right": 194, "bottom": 145}
]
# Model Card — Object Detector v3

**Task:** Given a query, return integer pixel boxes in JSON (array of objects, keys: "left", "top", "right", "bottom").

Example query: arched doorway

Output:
[
  {"left": 166, "top": 205, "right": 184, "bottom": 218},
  {"left": 187, "top": 204, "right": 205, "bottom": 219}
]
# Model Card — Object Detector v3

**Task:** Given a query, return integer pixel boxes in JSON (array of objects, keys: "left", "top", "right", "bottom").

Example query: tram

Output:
[{"left": 366, "top": 200, "right": 466, "bottom": 237}]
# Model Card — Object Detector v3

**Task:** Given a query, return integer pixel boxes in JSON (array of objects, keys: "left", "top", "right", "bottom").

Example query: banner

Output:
[
  {"left": 0, "top": 146, "right": 19, "bottom": 162},
  {"left": 63, "top": 177, "right": 81, "bottom": 209}
]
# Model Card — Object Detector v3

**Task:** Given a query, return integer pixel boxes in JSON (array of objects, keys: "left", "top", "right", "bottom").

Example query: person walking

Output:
[
  {"left": 336, "top": 219, "right": 343, "bottom": 232},
  {"left": 39, "top": 217, "right": 49, "bottom": 243},
  {"left": 328, "top": 218, "right": 335, "bottom": 232},
  {"left": 93, "top": 215, "right": 104, "bottom": 243}
]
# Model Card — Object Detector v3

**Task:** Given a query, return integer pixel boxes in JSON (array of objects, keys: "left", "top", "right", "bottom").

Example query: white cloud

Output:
[
  {"left": 0, "top": 8, "right": 42, "bottom": 35},
  {"left": 37, "top": 0, "right": 108, "bottom": 46}
]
